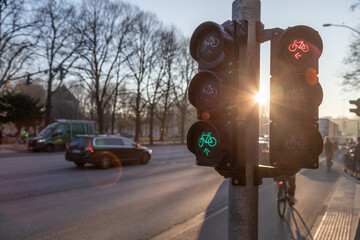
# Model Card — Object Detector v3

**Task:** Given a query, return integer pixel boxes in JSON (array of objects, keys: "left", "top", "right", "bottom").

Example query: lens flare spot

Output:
[
  {"left": 201, "top": 111, "right": 211, "bottom": 120},
  {"left": 305, "top": 68, "right": 318, "bottom": 85},
  {"left": 272, "top": 85, "right": 284, "bottom": 100},
  {"left": 84, "top": 152, "right": 122, "bottom": 189}
]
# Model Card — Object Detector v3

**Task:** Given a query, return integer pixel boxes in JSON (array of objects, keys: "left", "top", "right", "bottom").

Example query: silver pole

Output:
[{"left": 229, "top": 1, "right": 260, "bottom": 239}]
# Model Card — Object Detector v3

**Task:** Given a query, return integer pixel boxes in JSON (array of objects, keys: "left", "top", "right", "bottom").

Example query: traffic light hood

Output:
[
  {"left": 188, "top": 70, "right": 232, "bottom": 118},
  {"left": 279, "top": 25, "right": 323, "bottom": 66},
  {"left": 190, "top": 21, "right": 234, "bottom": 69},
  {"left": 187, "top": 120, "right": 231, "bottom": 167}
]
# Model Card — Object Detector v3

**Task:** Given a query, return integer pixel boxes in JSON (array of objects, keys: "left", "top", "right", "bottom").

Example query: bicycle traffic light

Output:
[
  {"left": 349, "top": 99, "right": 360, "bottom": 116},
  {"left": 187, "top": 20, "right": 247, "bottom": 177},
  {"left": 269, "top": 26, "right": 323, "bottom": 169},
  {"left": 26, "top": 73, "right": 32, "bottom": 85}
]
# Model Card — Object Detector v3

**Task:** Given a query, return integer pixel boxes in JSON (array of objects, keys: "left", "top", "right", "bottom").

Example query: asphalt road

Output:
[
  {"left": 0, "top": 145, "right": 347, "bottom": 240},
  {"left": 0, "top": 145, "right": 227, "bottom": 240}
]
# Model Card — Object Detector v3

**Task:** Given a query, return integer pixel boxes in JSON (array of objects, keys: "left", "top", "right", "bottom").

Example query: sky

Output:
[{"left": 125, "top": 0, "right": 360, "bottom": 119}]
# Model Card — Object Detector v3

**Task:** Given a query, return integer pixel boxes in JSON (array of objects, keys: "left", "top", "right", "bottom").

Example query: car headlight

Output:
[{"left": 37, "top": 139, "right": 45, "bottom": 143}]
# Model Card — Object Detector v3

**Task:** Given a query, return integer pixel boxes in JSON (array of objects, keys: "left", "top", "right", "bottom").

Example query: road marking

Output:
[
  {"left": 150, "top": 180, "right": 274, "bottom": 240},
  {"left": 150, "top": 206, "right": 228, "bottom": 240},
  {"left": 313, "top": 210, "right": 352, "bottom": 240}
]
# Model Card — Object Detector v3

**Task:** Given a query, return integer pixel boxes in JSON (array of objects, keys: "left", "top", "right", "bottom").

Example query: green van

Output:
[{"left": 28, "top": 120, "right": 95, "bottom": 152}]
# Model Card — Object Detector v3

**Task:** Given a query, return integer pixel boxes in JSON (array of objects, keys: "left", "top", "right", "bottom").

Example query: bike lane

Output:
[{"left": 152, "top": 149, "right": 360, "bottom": 240}]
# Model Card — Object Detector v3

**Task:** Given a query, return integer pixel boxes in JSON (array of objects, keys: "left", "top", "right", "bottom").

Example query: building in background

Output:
[
  {"left": 332, "top": 118, "right": 360, "bottom": 138},
  {"left": 318, "top": 118, "right": 340, "bottom": 140},
  {"left": 51, "top": 85, "right": 79, "bottom": 121}
]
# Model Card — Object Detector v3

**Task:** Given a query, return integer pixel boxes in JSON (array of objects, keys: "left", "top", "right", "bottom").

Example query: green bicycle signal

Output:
[{"left": 198, "top": 132, "right": 217, "bottom": 156}]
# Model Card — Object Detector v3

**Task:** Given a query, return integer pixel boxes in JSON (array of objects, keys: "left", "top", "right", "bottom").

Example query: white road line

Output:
[{"left": 150, "top": 206, "right": 228, "bottom": 240}]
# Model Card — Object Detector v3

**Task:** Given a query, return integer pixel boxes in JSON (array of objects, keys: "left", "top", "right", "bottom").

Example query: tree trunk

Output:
[
  {"left": 149, "top": 107, "right": 154, "bottom": 145},
  {"left": 97, "top": 102, "right": 104, "bottom": 134},
  {"left": 45, "top": 75, "right": 53, "bottom": 126},
  {"left": 135, "top": 110, "right": 141, "bottom": 142},
  {"left": 159, "top": 123, "right": 164, "bottom": 141},
  {"left": 134, "top": 89, "right": 141, "bottom": 142},
  {"left": 180, "top": 108, "right": 186, "bottom": 144},
  {"left": 111, "top": 97, "right": 117, "bottom": 135}
]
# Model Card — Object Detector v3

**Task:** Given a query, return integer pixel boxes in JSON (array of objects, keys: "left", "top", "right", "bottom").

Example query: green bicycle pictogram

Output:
[{"left": 198, "top": 132, "right": 217, "bottom": 156}]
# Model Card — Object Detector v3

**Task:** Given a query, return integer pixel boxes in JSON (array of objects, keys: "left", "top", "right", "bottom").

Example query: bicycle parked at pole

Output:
[{"left": 344, "top": 137, "right": 360, "bottom": 179}]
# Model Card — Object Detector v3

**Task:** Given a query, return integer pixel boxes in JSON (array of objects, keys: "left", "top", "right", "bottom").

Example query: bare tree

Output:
[
  {"left": 67, "top": 82, "right": 90, "bottom": 120},
  {"left": 155, "top": 27, "right": 181, "bottom": 141},
  {"left": 33, "top": 0, "right": 83, "bottom": 125},
  {"left": 173, "top": 37, "right": 197, "bottom": 144},
  {"left": 350, "top": 0, "right": 360, "bottom": 10},
  {"left": 115, "top": 86, "right": 132, "bottom": 135},
  {"left": 110, "top": 63, "right": 128, "bottom": 134},
  {"left": 0, "top": 0, "right": 35, "bottom": 90},
  {"left": 342, "top": 2, "right": 360, "bottom": 90},
  {"left": 75, "top": 0, "right": 136, "bottom": 133},
  {"left": 146, "top": 52, "right": 165, "bottom": 145},
  {"left": 342, "top": 33, "right": 360, "bottom": 90},
  {"left": 126, "top": 11, "right": 162, "bottom": 142}
]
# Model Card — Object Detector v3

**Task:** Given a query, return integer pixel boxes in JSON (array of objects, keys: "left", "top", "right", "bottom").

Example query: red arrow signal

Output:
[{"left": 295, "top": 52, "right": 302, "bottom": 59}]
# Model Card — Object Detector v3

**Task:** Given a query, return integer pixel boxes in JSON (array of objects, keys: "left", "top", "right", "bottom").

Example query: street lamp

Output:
[{"left": 323, "top": 23, "right": 360, "bottom": 35}]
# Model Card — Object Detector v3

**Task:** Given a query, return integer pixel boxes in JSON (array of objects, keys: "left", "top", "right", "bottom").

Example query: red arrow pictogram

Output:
[{"left": 295, "top": 52, "right": 302, "bottom": 59}]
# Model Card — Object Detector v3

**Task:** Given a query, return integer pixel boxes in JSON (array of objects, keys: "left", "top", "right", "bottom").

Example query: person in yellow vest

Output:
[{"left": 21, "top": 130, "right": 29, "bottom": 144}]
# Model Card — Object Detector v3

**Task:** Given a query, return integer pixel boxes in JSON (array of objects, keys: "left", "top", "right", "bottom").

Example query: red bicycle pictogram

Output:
[{"left": 288, "top": 40, "right": 309, "bottom": 53}]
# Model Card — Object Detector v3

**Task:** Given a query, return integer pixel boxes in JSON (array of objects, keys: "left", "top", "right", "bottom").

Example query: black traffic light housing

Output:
[
  {"left": 25, "top": 73, "right": 32, "bottom": 85},
  {"left": 269, "top": 25, "right": 323, "bottom": 169},
  {"left": 187, "top": 20, "right": 248, "bottom": 178},
  {"left": 349, "top": 99, "right": 360, "bottom": 116},
  {"left": 190, "top": 21, "right": 235, "bottom": 70}
]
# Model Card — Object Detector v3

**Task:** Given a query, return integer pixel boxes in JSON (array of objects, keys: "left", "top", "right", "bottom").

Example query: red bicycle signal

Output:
[{"left": 288, "top": 40, "right": 309, "bottom": 53}]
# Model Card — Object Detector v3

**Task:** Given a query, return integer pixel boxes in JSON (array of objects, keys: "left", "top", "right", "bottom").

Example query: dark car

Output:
[
  {"left": 65, "top": 135, "right": 152, "bottom": 169},
  {"left": 259, "top": 140, "right": 269, "bottom": 165}
]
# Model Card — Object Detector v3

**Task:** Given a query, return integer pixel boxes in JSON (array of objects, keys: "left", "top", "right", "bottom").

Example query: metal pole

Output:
[{"left": 229, "top": 1, "right": 260, "bottom": 240}]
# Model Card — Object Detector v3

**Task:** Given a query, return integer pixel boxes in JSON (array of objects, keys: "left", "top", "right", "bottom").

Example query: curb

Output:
[{"left": 313, "top": 175, "right": 360, "bottom": 240}]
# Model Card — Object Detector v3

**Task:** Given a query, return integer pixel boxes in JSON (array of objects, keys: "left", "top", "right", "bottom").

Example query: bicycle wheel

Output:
[
  {"left": 207, "top": 137, "right": 217, "bottom": 147},
  {"left": 198, "top": 138, "right": 204, "bottom": 148},
  {"left": 288, "top": 43, "right": 297, "bottom": 52},
  {"left": 301, "top": 44, "right": 309, "bottom": 52},
  {"left": 277, "top": 182, "right": 287, "bottom": 218}
]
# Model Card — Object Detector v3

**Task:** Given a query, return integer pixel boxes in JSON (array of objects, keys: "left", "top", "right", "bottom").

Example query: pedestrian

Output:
[{"left": 21, "top": 130, "right": 29, "bottom": 144}]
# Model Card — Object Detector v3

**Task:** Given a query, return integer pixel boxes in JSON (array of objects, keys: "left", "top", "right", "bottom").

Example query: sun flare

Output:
[{"left": 255, "top": 91, "right": 269, "bottom": 105}]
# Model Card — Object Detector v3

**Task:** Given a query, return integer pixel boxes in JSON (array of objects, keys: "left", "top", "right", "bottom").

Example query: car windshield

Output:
[
  {"left": 69, "top": 137, "right": 91, "bottom": 148},
  {"left": 38, "top": 125, "right": 56, "bottom": 137}
]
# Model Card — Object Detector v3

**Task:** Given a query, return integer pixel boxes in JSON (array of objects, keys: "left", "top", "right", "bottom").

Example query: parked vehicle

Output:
[
  {"left": 65, "top": 135, "right": 152, "bottom": 169},
  {"left": 28, "top": 120, "right": 95, "bottom": 152},
  {"left": 259, "top": 140, "right": 270, "bottom": 165},
  {"left": 318, "top": 118, "right": 340, "bottom": 142}
]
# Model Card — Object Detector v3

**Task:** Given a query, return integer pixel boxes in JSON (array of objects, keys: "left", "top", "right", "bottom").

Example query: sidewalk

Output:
[
  {"left": 0, "top": 141, "right": 186, "bottom": 154},
  {"left": 0, "top": 144, "right": 28, "bottom": 153},
  {"left": 312, "top": 174, "right": 360, "bottom": 239},
  {"left": 152, "top": 150, "right": 360, "bottom": 240}
]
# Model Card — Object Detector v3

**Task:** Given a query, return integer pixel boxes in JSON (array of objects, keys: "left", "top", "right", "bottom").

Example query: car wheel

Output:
[
  {"left": 75, "top": 163, "right": 85, "bottom": 168},
  {"left": 140, "top": 153, "right": 150, "bottom": 164},
  {"left": 99, "top": 155, "right": 112, "bottom": 169},
  {"left": 45, "top": 144, "right": 54, "bottom": 152}
]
